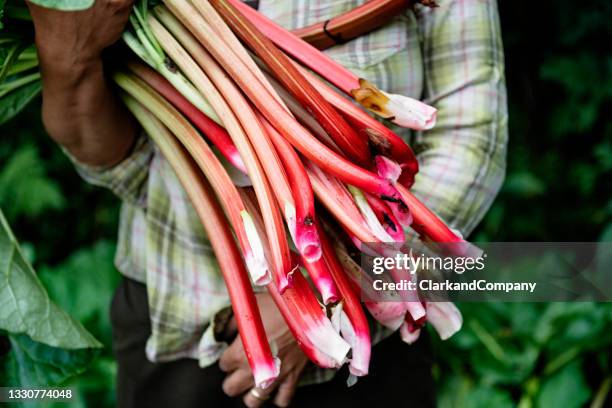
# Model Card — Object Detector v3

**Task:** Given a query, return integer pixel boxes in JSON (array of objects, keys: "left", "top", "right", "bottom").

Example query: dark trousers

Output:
[{"left": 111, "top": 277, "right": 436, "bottom": 408}]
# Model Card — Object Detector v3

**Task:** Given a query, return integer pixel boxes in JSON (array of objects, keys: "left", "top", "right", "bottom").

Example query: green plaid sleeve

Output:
[{"left": 410, "top": 0, "right": 508, "bottom": 236}]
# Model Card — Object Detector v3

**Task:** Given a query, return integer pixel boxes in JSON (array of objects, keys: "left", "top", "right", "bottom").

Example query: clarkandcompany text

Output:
[{"left": 372, "top": 279, "right": 537, "bottom": 294}]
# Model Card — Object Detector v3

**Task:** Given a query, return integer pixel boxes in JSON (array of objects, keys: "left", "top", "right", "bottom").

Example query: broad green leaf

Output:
[
  {"left": 26, "top": 0, "right": 94, "bottom": 11},
  {"left": 0, "top": 144, "right": 66, "bottom": 219},
  {"left": 0, "top": 333, "right": 99, "bottom": 387},
  {"left": 39, "top": 241, "right": 120, "bottom": 345},
  {"left": 0, "top": 79, "right": 41, "bottom": 126},
  {"left": 536, "top": 360, "right": 591, "bottom": 408},
  {"left": 0, "top": 209, "right": 101, "bottom": 350}
]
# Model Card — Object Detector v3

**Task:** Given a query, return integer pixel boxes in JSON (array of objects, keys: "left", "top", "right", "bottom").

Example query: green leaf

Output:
[
  {"left": 536, "top": 360, "right": 591, "bottom": 408},
  {"left": 26, "top": 0, "right": 94, "bottom": 11},
  {"left": 0, "top": 79, "right": 41, "bottom": 126},
  {"left": 1, "top": 333, "right": 99, "bottom": 387},
  {"left": 39, "top": 241, "right": 120, "bottom": 345},
  {"left": 0, "top": 144, "right": 66, "bottom": 219},
  {"left": 0, "top": 209, "right": 101, "bottom": 350}
]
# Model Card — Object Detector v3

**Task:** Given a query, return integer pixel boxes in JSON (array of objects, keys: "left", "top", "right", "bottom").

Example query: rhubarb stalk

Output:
[
  {"left": 122, "top": 95, "right": 278, "bottom": 388},
  {"left": 226, "top": 0, "right": 437, "bottom": 130},
  {"left": 209, "top": 0, "right": 372, "bottom": 166},
  {"left": 241, "top": 189, "right": 351, "bottom": 367},
  {"left": 113, "top": 72, "right": 270, "bottom": 286},
  {"left": 320, "top": 227, "right": 371, "bottom": 376},
  {"left": 126, "top": 60, "right": 246, "bottom": 173},
  {"left": 146, "top": 10, "right": 293, "bottom": 290}
]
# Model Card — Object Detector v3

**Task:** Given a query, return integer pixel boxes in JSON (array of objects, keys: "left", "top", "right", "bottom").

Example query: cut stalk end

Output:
[
  {"left": 350, "top": 79, "right": 437, "bottom": 131},
  {"left": 426, "top": 302, "right": 463, "bottom": 340},
  {"left": 241, "top": 210, "right": 271, "bottom": 285},
  {"left": 296, "top": 223, "right": 322, "bottom": 262},
  {"left": 252, "top": 356, "right": 281, "bottom": 389},
  {"left": 383, "top": 92, "right": 438, "bottom": 130}
]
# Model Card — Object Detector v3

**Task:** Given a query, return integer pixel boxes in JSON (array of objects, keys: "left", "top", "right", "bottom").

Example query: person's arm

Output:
[
  {"left": 28, "top": 0, "right": 137, "bottom": 168},
  {"left": 411, "top": 0, "right": 508, "bottom": 236}
]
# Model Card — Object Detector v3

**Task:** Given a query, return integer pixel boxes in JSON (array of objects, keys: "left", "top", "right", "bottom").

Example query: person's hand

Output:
[
  {"left": 27, "top": 0, "right": 133, "bottom": 70},
  {"left": 219, "top": 292, "right": 308, "bottom": 408},
  {"left": 25, "top": 0, "right": 138, "bottom": 167}
]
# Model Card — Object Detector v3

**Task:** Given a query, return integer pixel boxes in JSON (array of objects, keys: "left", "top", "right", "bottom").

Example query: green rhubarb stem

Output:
[{"left": 122, "top": 25, "right": 220, "bottom": 125}]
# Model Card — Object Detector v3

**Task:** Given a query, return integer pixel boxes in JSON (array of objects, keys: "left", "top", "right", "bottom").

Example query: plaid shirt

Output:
[{"left": 70, "top": 0, "right": 507, "bottom": 385}]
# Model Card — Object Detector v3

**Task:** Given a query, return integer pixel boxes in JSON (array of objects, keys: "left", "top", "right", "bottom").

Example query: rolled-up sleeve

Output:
[
  {"left": 411, "top": 0, "right": 508, "bottom": 236},
  {"left": 64, "top": 133, "right": 154, "bottom": 208}
]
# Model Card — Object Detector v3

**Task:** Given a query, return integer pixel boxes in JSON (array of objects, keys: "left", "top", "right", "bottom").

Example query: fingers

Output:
[
  {"left": 219, "top": 338, "right": 245, "bottom": 373},
  {"left": 273, "top": 372, "right": 300, "bottom": 408},
  {"left": 222, "top": 368, "right": 254, "bottom": 398},
  {"left": 243, "top": 385, "right": 275, "bottom": 408}
]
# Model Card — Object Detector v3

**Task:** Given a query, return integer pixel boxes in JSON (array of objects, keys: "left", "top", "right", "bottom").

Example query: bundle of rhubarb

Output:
[{"left": 0, "top": 0, "right": 468, "bottom": 388}]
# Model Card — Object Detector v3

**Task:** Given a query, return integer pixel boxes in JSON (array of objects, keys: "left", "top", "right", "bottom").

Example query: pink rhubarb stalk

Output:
[
  {"left": 394, "top": 184, "right": 464, "bottom": 245},
  {"left": 259, "top": 115, "right": 322, "bottom": 263},
  {"left": 300, "top": 255, "right": 339, "bottom": 305},
  {"left": 226, "top": 0, "right": 437, "bottom": 130},
  {"left": 114, "top": 71, "right": 270, "bottom": 285},
  {"left": 149, "top": 10, "right": 293, "bottom": 290},
  {"left": 305, "top": 161, "right": 379, "bottom": 244},
  {"left": 320, "top": 227, "right": 371, "bottom": 376},
  {"left": 123, "top": 95, "right": 278, "bottom": 388},
  {"left": 363, "top": 193, "right": 405, "bottom": 242},
  {"left": 209, "top": 0, "right": 371, "bottom": 166},
  {"left": 126, "top": 60, "right": 246, "bottom": 173},
  {"left": 241, "top": 189, "right": 350, "bottom": 367}
]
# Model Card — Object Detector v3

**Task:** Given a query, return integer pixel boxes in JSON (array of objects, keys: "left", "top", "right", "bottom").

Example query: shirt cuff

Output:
[{"left": 62, "top": 132, "right": 153, "bottom": 208}]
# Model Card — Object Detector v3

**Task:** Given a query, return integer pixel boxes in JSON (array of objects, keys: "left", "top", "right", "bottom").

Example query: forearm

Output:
[{"left": 39, "top": 56, "right": 137, "bottom": 167}]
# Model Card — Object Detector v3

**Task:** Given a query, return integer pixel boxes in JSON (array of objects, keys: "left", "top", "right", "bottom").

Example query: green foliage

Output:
[
  {"left": 0, "top": 145, "right": 65, "bottom": 219},
  {"left": 0, "top": 208, "right": 102, "bottom": 397},
  {"left": 0, "top": 210, "right": 100, "bottom": 350},
  {"left": 0, "top": 78, "right": 41, "bottom": 126}
]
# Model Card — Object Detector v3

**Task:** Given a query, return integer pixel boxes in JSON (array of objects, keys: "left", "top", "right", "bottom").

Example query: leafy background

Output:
[{"left": 0, "top": 0, "right": 611, "bottom": 406}]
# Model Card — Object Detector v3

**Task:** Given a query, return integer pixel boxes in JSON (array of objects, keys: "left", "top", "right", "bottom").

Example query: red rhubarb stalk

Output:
[
  {"left": 126, "top": 60, "right": 246, "bottom": 173},
  {"left": 148, "top": 11, "right": 294, "bottom": 290},
  {"left": 259, "top": 117, "right": 321, "bottom": 262},
  {"left": 394, "top": 184, "right": 464, "bottom": 244},
  {"left": 163, "top": 0, "right": 397, "bottom": 199},
  {"left": 114, "top": 72, "right": 270, "bottom": 286},
  {"left": 305, "top": 161, "right": 379, "bottom": 244},
  {"left": 241, "top": 189, "right": 351, "bottom": 367},
  {"left": 226, "top": 0, "right": 437, "bottom": 130},
  {"left": 319, "top": 227, "right": 371, "bottom": 376},
  {"left": 292, "top": 0, "right": 409, "bottom": 50},
  {"left": 209, "top": 0, "right": 372, "bottom": 166},
  {"left": 363, "top": 192, "right": 406, "bottom": 242},
  {"left": 122, "top": 95, "right": 279, "bottom": 388},
  {"left": 300, "top": 255, "right": 339, "bottom": 305},
  {"left": 293, "top": 62, "right": 419, "bottom": 186}
]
